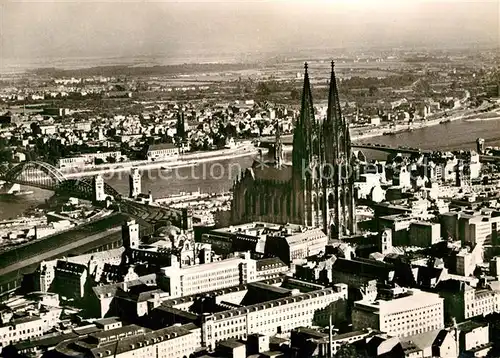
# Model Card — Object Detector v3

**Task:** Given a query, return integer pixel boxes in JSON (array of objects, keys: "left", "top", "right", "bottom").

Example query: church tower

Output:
[
  {"left": 323, "top": 61, "right": 356, "bottom": 239},
  {"left": 123, "top": 219, "right": 140, "bottom": 250},
  {"left": 129, "top": 168, "right": 141, "bottom": 199},
  {"left": 274, "top": 120, "right": 283, "bottom": 168},
  {"left": 291, "top": 63, "right": 323, "bottom": 227},
  {"left": 93, "top": 174, "right": 106, "bottom": 202}
]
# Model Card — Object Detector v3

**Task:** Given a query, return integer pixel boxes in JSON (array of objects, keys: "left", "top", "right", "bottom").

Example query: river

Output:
[{"left": 1, "top": 117, "right": 499, "bottom": 220}]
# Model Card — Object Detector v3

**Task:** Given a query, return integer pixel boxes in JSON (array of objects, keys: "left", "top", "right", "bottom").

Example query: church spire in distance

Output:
[{"left": 292, "top": 62, "right": 316, "bottom": 179}]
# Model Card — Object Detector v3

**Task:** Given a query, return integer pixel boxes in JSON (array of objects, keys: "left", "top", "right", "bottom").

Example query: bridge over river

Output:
[
  {"left": 257, "top": 135, "right": 431, "bottom": 155},
  {"left": 0, "top": 161, "right": 191, "bottom": 297},
  {"left": 257, "top": 136, "right": 500, "bottom": 163}
]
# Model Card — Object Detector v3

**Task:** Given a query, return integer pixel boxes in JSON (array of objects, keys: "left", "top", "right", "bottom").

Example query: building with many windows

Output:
[
  {"left": 158, "top": 252, "right": 258, "bottom": 298},
  {"left": 54, "top": 323, "right": 201, "bottom": 358},
  {"left": 203, "top": 282, "right": 348, "bottom": 349},
  {"left": 57, "top": 151, "right": 121, "bottom": 169},
  {"left": 352, "top": 287, "right": 444, "bottom": 337},
  {"left": 53, "top": 260, "right": 87, "bottom": 299},
  {"left": 153, "top": 277, "right": 348, "bottom": 350},
  {"left": 201, "top": 222, "right": 328, "bottom": 264},
  {"left": 0, "top": 294, "right": 62, "bottom": 352},
  {"left": 408, "top": 221, "right": 441, "bottom": 247},
  {"left": 146, "top": 143, "right": 179, "bottom": 161}
]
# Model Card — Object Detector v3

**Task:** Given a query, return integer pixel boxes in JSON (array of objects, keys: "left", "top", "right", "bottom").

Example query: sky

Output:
[{"left": 1, "top": 0, "right": 499, "bottom": 61}]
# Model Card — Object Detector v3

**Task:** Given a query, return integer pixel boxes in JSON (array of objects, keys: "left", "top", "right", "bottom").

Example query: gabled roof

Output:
[{"left": 415, "top": 265, "right": 445, "bottom": 287}]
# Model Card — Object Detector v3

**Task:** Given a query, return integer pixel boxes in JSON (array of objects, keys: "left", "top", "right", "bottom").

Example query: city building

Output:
[
  {"left": 122, "top": 219, "right": 140, "bottom": 251},
  {"left": 457, "top": 320, "right": 492, "bottom": 357},
  {"left": 408, "top": 221, "right": 441, "bottom": 247},
  {"left": 53, "top": 323, "right": 201, "bottom": 358},
  {"left": 264, "top": 226, "right": 328, "bottom": 264},
  {"left": 57, "top": 151, "right": 121, "bottom": 169},
  {"left": 53, "top": 260, "right": 87, "bottom": 299},
  {"left": 352, "top": 287, "right": 444, "bottom": 337},
  {"left": 154, "top": 277, "right": 348, "bottom": 350},
  {"left": 158, "top": 252, "right": 258, "bottom": 298},
  {"left": 35, "top": 247, "right": 125, "bottom": 293},
  {"left": 146, "top": 143, "right": 180, "bottom": 161},
  {"left": 200, "top": 222, "right": 328, "bottom": 264},
  {"left": 0, "top": 294, "right": 62, "bottom": 352}
]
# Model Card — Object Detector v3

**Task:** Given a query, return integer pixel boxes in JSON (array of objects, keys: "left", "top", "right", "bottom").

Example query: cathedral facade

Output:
[{"left": 231, "top": 62, "right": 356, "bottom": 239}]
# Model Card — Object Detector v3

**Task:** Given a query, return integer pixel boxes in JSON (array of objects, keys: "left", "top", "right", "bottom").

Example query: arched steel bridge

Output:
[
  {"left": 1, "top": 161, "right": 191, "bottom": 232},
  {"left": 1, "top": 161, "right": 120, "bottom": 200}
]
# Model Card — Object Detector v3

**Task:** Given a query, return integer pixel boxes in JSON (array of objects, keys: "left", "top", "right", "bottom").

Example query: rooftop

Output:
[
  {"left": 148, "top": 142, "right": 177, "bottom": 151},
  {"left": 457, "top": 319, "right": 488, "bottom": 333},
  {"left": 218, "top": 339, "right": 245, "bottom": 349},
  {"left": 161, "top": 256, "right": 245, "bottom": 276},
  {"left": 256, "top": 257, "right": 287, "bottom": 271},
  {"left": 355, "top": 289, "right": 443, "bottom": 314}
]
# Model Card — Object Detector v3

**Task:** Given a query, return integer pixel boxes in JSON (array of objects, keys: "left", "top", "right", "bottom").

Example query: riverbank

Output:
[
  {"left": 466, "top": 117, "right": 500, "bottom": 122},
  {"left": 63, "top": 107, "right": 494, "bottom": 178},
  {"left": 64, "top": 145, "right": 260, "bottom": 179}
]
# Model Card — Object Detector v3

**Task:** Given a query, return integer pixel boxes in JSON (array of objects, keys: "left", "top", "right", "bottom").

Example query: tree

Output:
[{"left": 290, "top": 88, "right": 300, "bottom": 100}]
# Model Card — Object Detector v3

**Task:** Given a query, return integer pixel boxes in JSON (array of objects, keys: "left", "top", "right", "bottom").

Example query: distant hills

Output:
[{"left": 28, "top": 63, "right": 259, "bottom": 78}]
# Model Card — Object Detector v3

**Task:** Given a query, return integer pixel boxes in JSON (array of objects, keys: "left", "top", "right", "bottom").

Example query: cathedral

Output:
[{"left": 231, "top": 62, "right": 356, "bottom": 239}]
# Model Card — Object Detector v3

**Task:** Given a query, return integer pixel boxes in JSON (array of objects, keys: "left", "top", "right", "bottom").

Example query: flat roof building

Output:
[{"left": 352, "top": 287, "right": 444, "bottom": 338}]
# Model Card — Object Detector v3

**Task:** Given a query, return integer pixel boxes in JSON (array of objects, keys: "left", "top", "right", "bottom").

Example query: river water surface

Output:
[{"left": 2, "top": 117, "right": 499, "bottom": 220}]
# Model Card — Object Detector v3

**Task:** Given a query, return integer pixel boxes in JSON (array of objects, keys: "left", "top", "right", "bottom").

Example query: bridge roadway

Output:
[
  {"left": 259, "top": 137, "right": 499, "bottom": 163},
  {"left": 258, "top": 136, "right": 428, "bottom": 155}
]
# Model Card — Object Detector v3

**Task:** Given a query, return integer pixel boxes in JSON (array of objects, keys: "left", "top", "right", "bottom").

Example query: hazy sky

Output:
[{"left": 1, "top": 0, "right": 499, "bottom": 60}]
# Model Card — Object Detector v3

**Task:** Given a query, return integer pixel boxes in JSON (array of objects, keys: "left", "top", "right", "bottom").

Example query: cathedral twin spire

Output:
[
  {"left": 292, "top": 61, "right": 356, "bottom": 238},
  {"left": 292, "top": 61, "right": 349, "bottom": 174}
]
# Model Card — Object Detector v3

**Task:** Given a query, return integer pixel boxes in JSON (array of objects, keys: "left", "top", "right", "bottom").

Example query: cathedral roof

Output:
[{"left": 250, "top": 160, "right": 292, "bottom": 183}]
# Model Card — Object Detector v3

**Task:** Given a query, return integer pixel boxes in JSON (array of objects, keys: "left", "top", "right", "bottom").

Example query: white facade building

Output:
[
  {"left": 202, "top": 283, "right": 348, "bottom": 349},
  {"left": 159, "top": 253, "right": 257, "bottom": 298},
  {"left": 57, "top": 151, "right": 121, "bottom": 169},
  {"left": 147, "top": 143, "right": 179, "bottom": 161},
  {"left": 0, "top": 307, "right": 61, "bottom": 351},
  {"left": 352, "top": 288, "right": 444, "bottom": 338}
]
